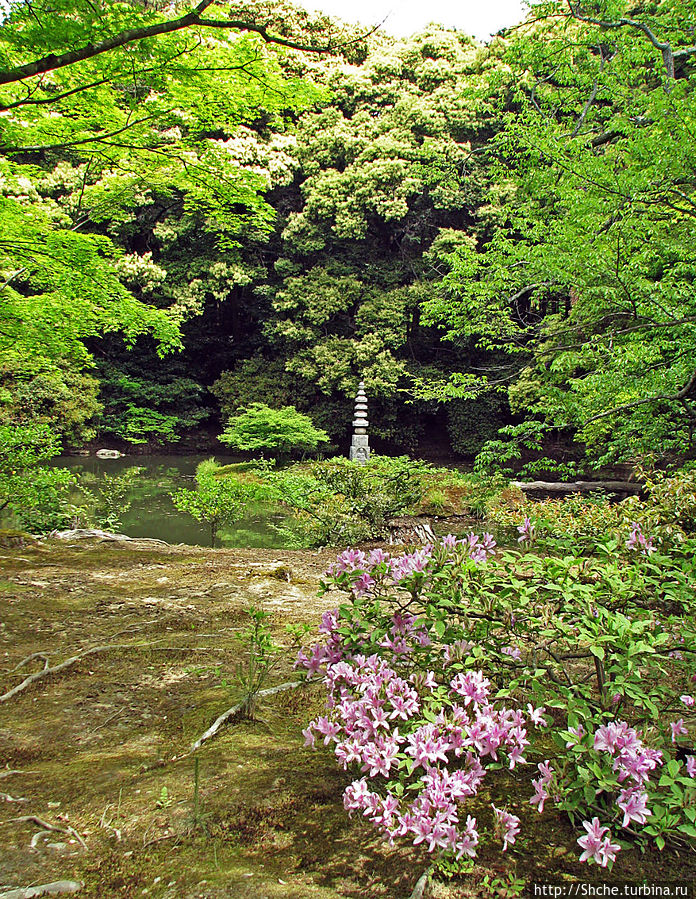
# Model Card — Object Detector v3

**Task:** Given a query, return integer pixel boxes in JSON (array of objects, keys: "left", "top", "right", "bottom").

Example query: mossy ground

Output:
[{"left": 0, "top": 539, "right": 694, "bottom": 898}]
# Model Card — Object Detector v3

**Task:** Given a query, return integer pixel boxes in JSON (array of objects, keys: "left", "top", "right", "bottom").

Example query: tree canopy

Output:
[
  {"left": 1, "top": 0, "right": 694, "bottom": 471},
  {"left": 423, "top": 0, "right": 696, "bottom": 469}
]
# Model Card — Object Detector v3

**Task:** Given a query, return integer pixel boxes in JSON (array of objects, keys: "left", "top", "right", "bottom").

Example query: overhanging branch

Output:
[
  {"left": 565, "top": 0, "right": 696, "bottom": 84},
  {"left": 0, "top": 0, "right": 350, "bottom": 88},
  {"left": 581, "top": 369, "right": 696, "bottom": 427}
]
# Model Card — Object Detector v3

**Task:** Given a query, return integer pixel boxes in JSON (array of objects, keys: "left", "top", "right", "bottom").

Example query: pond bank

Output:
[{"left": 1, "top": 539, "right": 693, "bottom": 898}]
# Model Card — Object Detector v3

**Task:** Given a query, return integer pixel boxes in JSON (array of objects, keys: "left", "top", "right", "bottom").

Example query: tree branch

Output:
[
  {"left": 565, "top": 1, "right": 696, "bottom": 85},
  {"left": 0, "top": 38, "right": 213, "bottom": 110},
  {"left": 1, "top": 112, "right": 167, "bottom": 154},
  {"left": 0, "top": 0, "right": 347, "bottom": 88},
  {"left": 581, "top": 369, "right": 696, "bottom": 427},
  {"left": 571, "top": 45, "right": 605, "bottom": 138}
]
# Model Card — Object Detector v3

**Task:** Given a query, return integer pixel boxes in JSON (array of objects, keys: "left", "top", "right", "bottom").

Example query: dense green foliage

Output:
[
  {"left": 424, "top": 0, "right": 696, "bottom": 470},
  {"left": 1, "top": 0, "right": 695, "bottom": 470},
  {"left": 0, "top": 423, "right": 74, "bottom": 531},
  {"left": 489, "top": 468, "right": 696, "bottom": 549},
  {"left": 219, "top": 402, "right": 329, "bottom": 456},
  {"left": 257, "top": 455, "right": 432, "bottom": 545}
]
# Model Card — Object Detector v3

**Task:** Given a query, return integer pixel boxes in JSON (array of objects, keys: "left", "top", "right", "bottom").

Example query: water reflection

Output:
[{"left": 52, "top": 454, "right": 291, "bottom": 548}]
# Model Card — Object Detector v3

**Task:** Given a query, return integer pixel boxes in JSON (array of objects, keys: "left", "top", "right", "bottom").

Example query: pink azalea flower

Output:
[
  {"left": 671, "top": 719, "right": 688, "bottom": 742},
  {"left": 577, "top": 817, "right": 621, "bottom": 866},
  {"left": 526, "top": 703, "right": 548, "bottom": 727},
  {"left": 529, "top": 778, "right": 548, "bottom": 813},
  {"left": 597, "top": 835, "right": 621, "bottom": 867},
  {"left": 351, "top": 572, "right": 375, "bottom": 596},
  {"left": 517, "top": 517, "right": 535, "bottom": 544},
  {"left": 450, "top": 670, "right": 490, "bottom": 706},
  {"left": 625, "top": 523, "right": 655, "bottom": 555},
  {"left": 492, "top": 805, "right": 520, "bottom": 850},
  {"left": 566, "top": 723, "right": 586, "bottom": 747},
  {"left": 616, "top": 788, "right": 651, "bottom": 828}
]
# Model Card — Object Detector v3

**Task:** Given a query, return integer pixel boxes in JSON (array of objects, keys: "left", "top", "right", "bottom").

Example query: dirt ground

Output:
[{"left": 0, "top": 537, "right": 694, "bottom": 899}]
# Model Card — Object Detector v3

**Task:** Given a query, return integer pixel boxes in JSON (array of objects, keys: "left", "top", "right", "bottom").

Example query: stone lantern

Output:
[{"left": 349, "top": 381, "right": 370, "bottom": 464}]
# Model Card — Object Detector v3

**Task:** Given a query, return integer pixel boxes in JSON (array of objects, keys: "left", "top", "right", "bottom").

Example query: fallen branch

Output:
[
  {"left": 0, "top": 794, "right": 27, "bottom": 803},
  {"left": 11, "top": 653, "right": 49, "bottom": 673},
  {"left": 4, "top": 815, "right": 88, "bottom": 851},
  {"left": 184, "top": 679, "right": 311, "bottom": 755},
  {"left": 0, "top": 884, "right": 83, "bottom": 899},
  {"left": 0, "top": 770, "right": 38, "bottom": 781}
]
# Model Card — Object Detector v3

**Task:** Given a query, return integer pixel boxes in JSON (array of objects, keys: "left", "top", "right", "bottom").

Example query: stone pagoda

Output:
[{"left": 349, "top": 381, "right": 370, "bottom": 464}]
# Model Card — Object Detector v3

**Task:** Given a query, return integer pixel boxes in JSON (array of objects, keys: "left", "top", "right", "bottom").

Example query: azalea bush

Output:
[
  {"left": 298, "top": 530, "right": 696, "bottom": 870},
  {"left": 488, "top": 469, "right": 696, "bottom": 551}
]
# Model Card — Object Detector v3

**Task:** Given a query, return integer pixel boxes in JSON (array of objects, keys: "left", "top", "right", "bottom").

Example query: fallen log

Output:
[
  {"left": 511, "top": 480, "right": 642, "bottom": 496},
  {"left": 388, "top": 517, "right": 436, "bottom": 545}
]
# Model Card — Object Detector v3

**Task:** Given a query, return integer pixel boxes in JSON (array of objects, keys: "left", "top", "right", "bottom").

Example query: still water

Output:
[{"left": 53, "top": 454, "right": 291, "bottom": 549}]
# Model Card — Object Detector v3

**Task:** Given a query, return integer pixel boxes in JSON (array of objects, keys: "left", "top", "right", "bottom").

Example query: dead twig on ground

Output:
[
  {"left": 0, "top": 642, "right": 164, "bottom": 703},
  {"left": 10, "top": 653, "right": 49, "bottom": 673},
  {"left": 89, "top": 710, "right": 123, "bottom": 734},
  {"left": 1, "top": 645, "right": 125, "bottom": 703}
]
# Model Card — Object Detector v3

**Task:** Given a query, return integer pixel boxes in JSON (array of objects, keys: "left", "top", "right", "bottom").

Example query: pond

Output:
[{"left": 52, "top": 454, "right": 292, "bottom": 549}]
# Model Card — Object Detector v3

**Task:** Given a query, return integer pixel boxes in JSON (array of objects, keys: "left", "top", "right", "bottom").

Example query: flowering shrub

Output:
[
  {"left": 298, "top": 533, "right": 696, "bottom": 869},
  {"left": 488, "top": 469, "right": 696, "bottom": 551}
]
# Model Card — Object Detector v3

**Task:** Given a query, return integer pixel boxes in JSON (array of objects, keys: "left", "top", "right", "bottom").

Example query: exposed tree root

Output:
[
  {"left": 0, "top": 645, "right": 135, "bottom": 703},
  {"left": 0, "top": 640, "right": 210, "bottom": 703},
  {"left": 408, "top": 869, "right": 432, "bottom": 899},
  {"left": 0, "top": 883, "right": 83, "bottom": 899},
  {"left": 184, "top": 678, "right": 311, "bottom": 756},
  {"left": 3, "top": 815, "right": 88, "bottom": 850}
]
